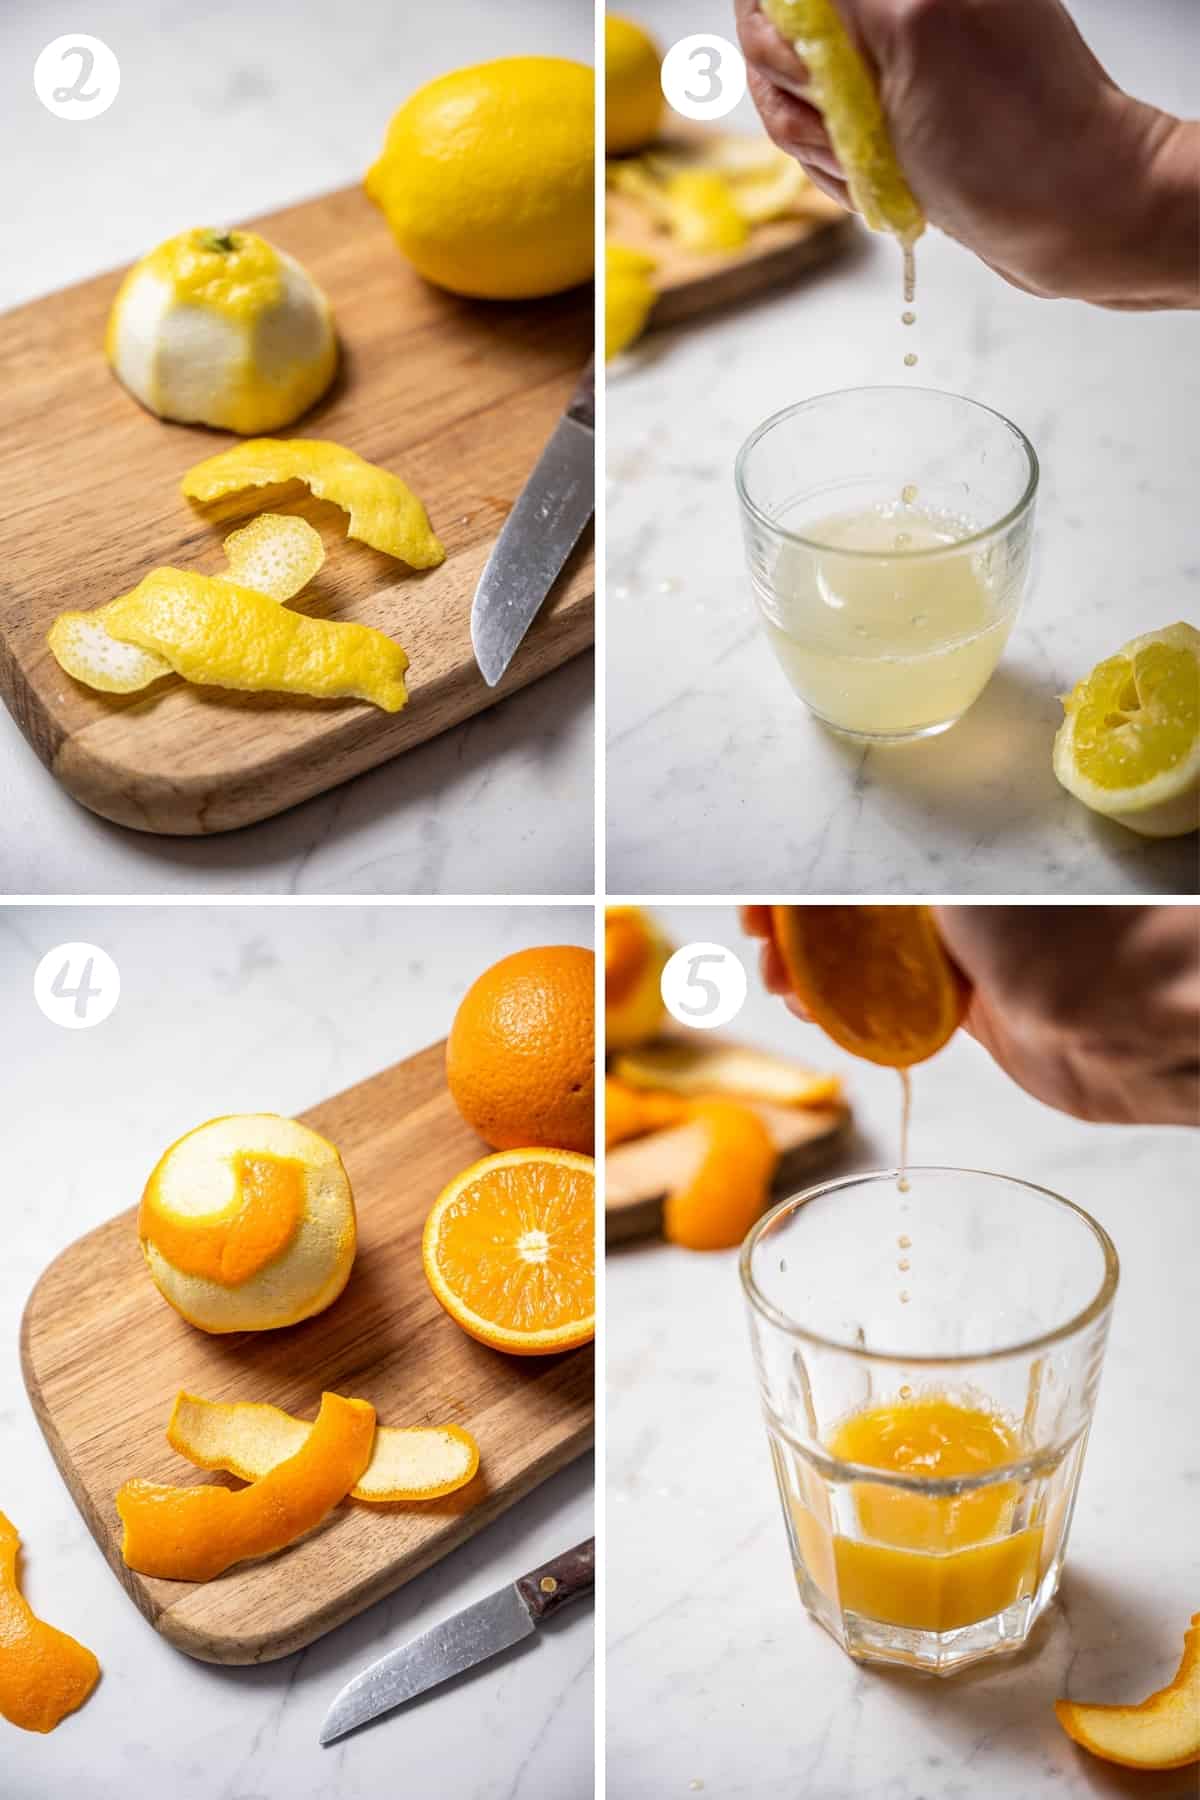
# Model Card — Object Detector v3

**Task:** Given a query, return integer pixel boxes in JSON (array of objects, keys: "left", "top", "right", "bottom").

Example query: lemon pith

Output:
[
  {"left": 106, "top": 228, "right": 337, "bottom": 434},
  {"left": 1054, "top": 623, "right": 1200, "bottom": 837},
  {"left": 365, "top": 58, "right": 594, "bottom": 301},
  {"left": 761, "top": 0, "right": 924, "bottom": 244}
]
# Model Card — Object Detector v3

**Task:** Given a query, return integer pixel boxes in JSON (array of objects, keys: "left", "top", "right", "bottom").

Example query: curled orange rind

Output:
[
  {"left": 605, "top": 1076, "right": 688, "bottom": 1149},
  {"left": 662, "top": 1099, "right": 778, "bottom": 1251},
  {"left": 0, "top": 1512, "right": 100, "bottom": 1733},
  {"left": 168, "top": 1393, "right": 480, "bottom": 1502},
  {"left": 117, "top": 1391, "right": 375, "bottom": 1581},
  {"left": 48, "top": 513, "right": 325, "bottom": 695},
  {"left": 181, "top": 439, "right": 446, "bottom": 569},
  {"left": 1056, "top": 1613, "right": 1200, "bottom": 1771}
]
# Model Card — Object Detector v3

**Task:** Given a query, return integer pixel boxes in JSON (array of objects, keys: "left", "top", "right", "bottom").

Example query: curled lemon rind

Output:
[
  {"left": 182, "top": 439, "right": 446, "bottom": 569},
  {"left": 48, "top": 514, "right": 325, "bottom": 695}
]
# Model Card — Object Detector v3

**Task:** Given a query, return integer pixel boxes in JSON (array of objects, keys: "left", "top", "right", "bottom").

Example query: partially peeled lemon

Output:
[
  {"left": 138, "top": 1114, "right": 356, "bottom": 1333},
  {"left": 107, "top": 228, "right": 337, "bottom": 434},
  {"left": 1053, "top": 623, "right": 1200, "bottom": 837}
]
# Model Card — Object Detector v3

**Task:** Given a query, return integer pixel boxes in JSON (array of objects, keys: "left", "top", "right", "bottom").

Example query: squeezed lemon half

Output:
[{"left": 1053, "top": 623, "right": 1200, "bottom": 837}]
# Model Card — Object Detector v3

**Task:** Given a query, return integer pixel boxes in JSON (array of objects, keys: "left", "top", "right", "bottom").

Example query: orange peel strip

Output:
[
  {"left": 116, "top": 1391, "right": 375, "bottom": 1580},
  {"left": 48, "top": 513, "right": 325, "bottom": 695},
  {"left": 100, "top": 570, "right": 409, "bottom": 711},
  {"left": 1055, "top": 1613, "right": 1200, "bottom": 1771},
  {"left": 167, "top": 1394, "right": 479, "bottom": 1502},
  {"left": 181, "top": 439, "right": 446, "bottom": 568},
  {"left": 771, "top": 904, "right": 966, "bottom": 1068},
  {"left": 662, "top": 1099, "right": 778, "bottom": 1251},
  {"left": 613, "top": 1041, "right": 841, "bottom": 1108},
  {"left": 0, "top": 1512, "right": 100, "bottom": 1733},
  {"left": 605, "top": 1076, "right": 689, "bottom": 1149}
]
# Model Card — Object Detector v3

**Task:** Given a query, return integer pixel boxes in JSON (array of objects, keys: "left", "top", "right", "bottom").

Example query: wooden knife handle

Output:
[
  {"left": 517, "top": 1537, "right": 595, "bottom": 1622},
  {"left": 567, "top": 359, "right": 595, "bottom": 433}
]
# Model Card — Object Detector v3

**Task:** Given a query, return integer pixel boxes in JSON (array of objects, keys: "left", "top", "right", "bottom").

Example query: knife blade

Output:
[
  {"left": 470, "top": 359, "right": 595, "bottom": 686},
  {"left": 319, "top": 1537, "right": 595, "bottom": 1744}
]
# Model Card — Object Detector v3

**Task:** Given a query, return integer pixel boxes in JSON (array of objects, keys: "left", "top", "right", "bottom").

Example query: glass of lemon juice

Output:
[
  {"left": 740, "top": 1168, "right": 1117, "bottom": 1674},
  {"left": 735, "top": 388, "right": 1038, "bottom": 740}
]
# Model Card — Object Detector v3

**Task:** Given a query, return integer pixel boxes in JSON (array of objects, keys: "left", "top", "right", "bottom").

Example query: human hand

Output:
[
  {"left": 734, "top": 0, "right": 1199, "bottom": 308},
  {"left": 742, "top": 905, "right": 1200, "bottom": 1126}
]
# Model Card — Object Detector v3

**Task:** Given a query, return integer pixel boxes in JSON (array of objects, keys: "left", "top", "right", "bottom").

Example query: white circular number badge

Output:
[
  {"left": 34, "top": 35, "right": 121, "bottom": 121},
  {"left": 660, "top": 34, "right": 747, "bottom": 124},
  {"left": 661, "top": 942, "right": 748, "bottom": 1032},
  {"left": 34, "top": 943, "right": 121, "bottom": 1030}
]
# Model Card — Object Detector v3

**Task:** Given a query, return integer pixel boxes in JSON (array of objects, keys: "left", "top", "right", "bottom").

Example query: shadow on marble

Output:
[{"left": 818, "top": 664, "right": 1197, "bottom": 894}]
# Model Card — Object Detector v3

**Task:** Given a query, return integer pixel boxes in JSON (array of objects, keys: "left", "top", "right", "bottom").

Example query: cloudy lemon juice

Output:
[{"left": 761, "top": 498, "right": 1015, "bottom": 740}]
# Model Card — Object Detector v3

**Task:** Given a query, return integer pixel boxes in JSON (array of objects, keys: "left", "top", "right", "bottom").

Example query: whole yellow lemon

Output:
[
  {"left": 606, "top": 15, "right": 664, "bottom": 155},
  {"left": 365, "top": 58, "right": 594, "bottom": 301}
]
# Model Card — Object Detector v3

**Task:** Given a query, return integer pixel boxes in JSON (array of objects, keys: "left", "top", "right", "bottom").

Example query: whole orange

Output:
[{"left": 447, "top": 945, "right": 595, "bottom": 1153}]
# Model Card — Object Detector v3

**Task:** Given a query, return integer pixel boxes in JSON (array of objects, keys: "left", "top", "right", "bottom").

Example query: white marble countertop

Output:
[
  {"left": 607, "top": 904, "right": 1199, "bottom": 1799},
  {"left": 0, "top": 0, "right": 594, "bottom": 896},
  {"left": 607, "top": 0, "right": 1199, "bottom": 897},
  {"left": 0, "top": 904, "right": 593, "bottom": 1800}
]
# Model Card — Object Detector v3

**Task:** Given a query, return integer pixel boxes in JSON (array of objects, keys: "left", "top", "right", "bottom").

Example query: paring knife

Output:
[
  {"left": 318, "top": 1538, "right": 595, "bottom": 1745},
  {"left": 470, "top": 360, "right": 595, "bottom": 686}
]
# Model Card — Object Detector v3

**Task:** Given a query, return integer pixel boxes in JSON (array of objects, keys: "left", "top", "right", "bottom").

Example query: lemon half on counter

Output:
[{"left": 1054, "top": 623, "right": 1200, "bottom": 837}]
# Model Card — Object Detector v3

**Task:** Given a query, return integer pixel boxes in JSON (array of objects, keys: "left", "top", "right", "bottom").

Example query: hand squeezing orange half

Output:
[
  {"left": 138, "top": 1114, "right": 356, "bottom": 1333},
  {"left": 770, "top": 904, "right": 967, "bottom": 1067}
]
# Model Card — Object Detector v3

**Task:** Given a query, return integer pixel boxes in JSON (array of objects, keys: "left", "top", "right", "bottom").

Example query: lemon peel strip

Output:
[
  {"left": 0, "top": 1513, "right": 101, "bottom": 1734},
  {"left": 181, "top": 439, "right": 447, "bottom": 569},
  {"left": 761, "top": 0, "right": 925, "bottom": 244},
  {"left": 168, "top": 1393, "right": 480, "bottom": 1503},
  {"left": 102, "top": 569, "right": 409, "bottom": 712},
  {"left": 48, "top": 514, "right": 325, "bottom": 695}
]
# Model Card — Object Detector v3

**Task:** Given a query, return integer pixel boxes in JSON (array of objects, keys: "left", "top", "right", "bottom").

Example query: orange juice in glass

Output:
[{"left": 741, "top": 1168, "right": 1117, "bottom": 1673}]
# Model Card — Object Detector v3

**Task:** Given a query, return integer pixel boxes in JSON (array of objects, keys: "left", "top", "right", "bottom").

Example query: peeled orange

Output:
[
  {"left": 771, "top": 905, "right": 966, "bottom": 1067},
  {"left": 422, "top": 1149, "right": 595, "bottom": 1355},
  {"left": 447, "top": 946, "right": 595, "bottom": 1153},
  {"left": 138, "top": 1114, "right": 356, "bottom": 1333}
]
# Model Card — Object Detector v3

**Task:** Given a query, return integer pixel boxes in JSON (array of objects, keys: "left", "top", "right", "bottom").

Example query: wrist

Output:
[{"left": 1082, "top": 102, "right": 1199, "bottom": 309}]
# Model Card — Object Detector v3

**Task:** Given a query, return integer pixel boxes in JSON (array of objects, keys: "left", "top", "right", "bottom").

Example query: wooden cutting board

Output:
[
  {"left": 606, "top": 129, "right": 854, "bottom": 329},
  {"left": 0, "top": 185, "right": 593, "bottom": 835},
  {"left": 20, "top": 1042, "right": 593, "bottom": 1664},
  {"left": 606, "top": 1098, "right": 849, "bottom": 1244}
]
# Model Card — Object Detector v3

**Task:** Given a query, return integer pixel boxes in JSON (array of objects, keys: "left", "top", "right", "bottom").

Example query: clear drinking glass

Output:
[
  {"left": 734, "top": 388, "right": 1038, "bottom": 741},
  {"left": 740, "top": 1168, "right": 1118, "bottom": 1675}
]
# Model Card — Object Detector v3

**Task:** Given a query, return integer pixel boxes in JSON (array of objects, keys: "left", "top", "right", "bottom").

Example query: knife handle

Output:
[
  {"left": 567, "top": 359, "right": 595, "bottom": 433},
  {"left": 517, "top": 1538, "right": 595, "bottom": 1622}
]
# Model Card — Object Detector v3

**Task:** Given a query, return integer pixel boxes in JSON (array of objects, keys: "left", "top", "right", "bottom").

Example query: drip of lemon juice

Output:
[{"left": 762, "top": 499, "right": 1015, "bottom": 739}]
